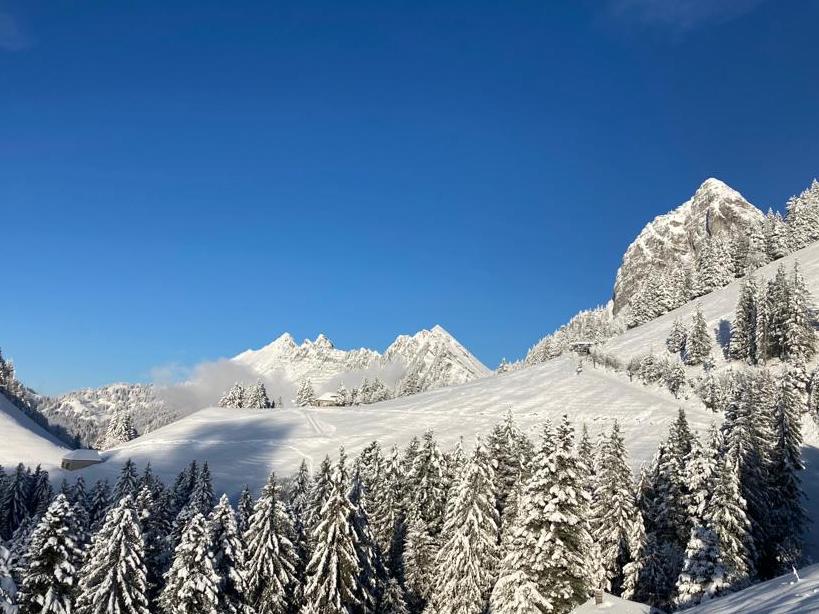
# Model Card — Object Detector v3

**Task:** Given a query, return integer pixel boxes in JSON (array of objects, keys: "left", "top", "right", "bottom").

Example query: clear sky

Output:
[{"left": 2, "top": 0, "right": 818, "bottom": 395}]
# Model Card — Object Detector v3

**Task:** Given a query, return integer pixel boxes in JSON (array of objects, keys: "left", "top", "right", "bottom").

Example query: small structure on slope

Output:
[
  {"left": 314, "top": 392, "right": 342, "bottom": 407},
  {"left": 572, "top": 590, "right": 665, "bottom": 614},
  {"left": 61, "top": 449, "right": 103, "bottom": 471},
  {"left": 570, "top": 341, "right": 594, "bottom": 355}
]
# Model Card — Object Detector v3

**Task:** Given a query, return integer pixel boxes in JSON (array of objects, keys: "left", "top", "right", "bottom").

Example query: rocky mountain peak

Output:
[{"left": 612, "top": 178, "right": 763, "bottom": 315}]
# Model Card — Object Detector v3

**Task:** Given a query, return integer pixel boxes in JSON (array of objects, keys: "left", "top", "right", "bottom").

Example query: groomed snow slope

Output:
[
  {"left": 688, "top": 564, "right": 819, "bottom": 613},
  {"left": 0, "top": 392, "right": 67, "bottom": 467},
  {"left": 77, "top": 355, "right": 713, "bottom": 496}
]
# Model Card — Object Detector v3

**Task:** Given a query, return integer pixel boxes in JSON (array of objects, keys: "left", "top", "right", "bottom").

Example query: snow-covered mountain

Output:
[
  {"left": 612, "top": 178, "right": 763, "bottom": 315},
  {"left": 35, "top": 383, "right": 176, "bottom": 449},
  {"left": 234, "top": 324, "right": 490, "bottom": 393}
]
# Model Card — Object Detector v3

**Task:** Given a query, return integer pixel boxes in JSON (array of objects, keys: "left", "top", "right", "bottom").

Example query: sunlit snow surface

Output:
[
  {"left": 688, "top": 564, "right": 819, "bottom": 613},
  {"left": 0, "top": 393, "right": 67, "bottom": 467},
  {"left": 80, "top": 354, "right": 712, "bottom": 495}
]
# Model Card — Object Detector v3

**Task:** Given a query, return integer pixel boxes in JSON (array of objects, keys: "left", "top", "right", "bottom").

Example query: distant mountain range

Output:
[
  {"left": 31, "top": 325, "right": 490, "bottom": 447},
  {"left": 233, "top": 324, "right": 490, "bottom": 393}
]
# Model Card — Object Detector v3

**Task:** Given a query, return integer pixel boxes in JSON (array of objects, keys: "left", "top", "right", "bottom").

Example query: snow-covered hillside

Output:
[
  {"left": 35, "top": 382, "right": 176, "bottom": 448},
  {"left": 612, "top": 178, "right": 762, "bottom": 316},
  {"left": 0, "top": 392, "right": 67, "bottom": 467},
  {"left": 234, "top": 324, "right": 490, "bottom": 394},
  {"left": 75, "top": 354, "right": 712, "bottom": 495},
  {"left": 688, "top": 564, "right": 819, "bottom": 613},
  {"left": 603, "top": 236, "right": 819, "bottom": 366}
]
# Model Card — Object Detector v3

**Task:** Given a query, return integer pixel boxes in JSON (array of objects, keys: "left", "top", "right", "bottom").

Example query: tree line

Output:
[{"left": 0, "top": 394, "right": 807, "bottom": 614}]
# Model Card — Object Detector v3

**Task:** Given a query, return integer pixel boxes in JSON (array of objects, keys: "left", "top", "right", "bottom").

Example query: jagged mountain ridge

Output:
[
  {"left": 612, "top": 178, "right": 764, "bottom": 315},
  {"left": 234, "top": 324, "right": 491, "bottom": 393}
]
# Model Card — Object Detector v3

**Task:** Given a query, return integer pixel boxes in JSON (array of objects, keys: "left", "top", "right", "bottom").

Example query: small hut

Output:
[
  {"left": 61, "top": 449, "right": 103, "bottom": 471},
  {"left": 314, "top": 392, "right": 342, "bottom": 407}
]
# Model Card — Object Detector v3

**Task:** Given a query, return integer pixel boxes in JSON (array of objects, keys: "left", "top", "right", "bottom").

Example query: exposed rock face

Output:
[
  {"left": 612, "top": 178, "right": 763, "bottom": 315},
  {"left": 234, "top": 324, "right": 490, "bottom": 393}
]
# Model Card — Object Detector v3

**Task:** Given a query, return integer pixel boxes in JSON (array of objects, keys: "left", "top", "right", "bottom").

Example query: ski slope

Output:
[
  {"left": 688, "top": 564, "right": 819, "bottom": 613},
  {"left": 74, "top": 354, "right": 713, "bottom": 496},
  {"left": 0, "top": 392, "right": 67, "bottom": 467}
]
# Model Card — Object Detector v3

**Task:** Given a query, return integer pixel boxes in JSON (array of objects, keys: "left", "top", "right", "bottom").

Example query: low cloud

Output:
[
  {"left": 0, "top": 12, "right": 33, "bottom": 51},
  {"left": 151, "top": 354, "right": 410, "bottom": 413},
  {"left": 153, "top": 359, "right": 299, "bottom": 413},
  {"left": 606, "top": 0, "right": 767, "bottom": 31}
]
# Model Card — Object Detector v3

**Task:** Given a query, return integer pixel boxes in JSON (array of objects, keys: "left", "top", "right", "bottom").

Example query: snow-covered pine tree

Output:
[
  {"left": 755, "top": 281, "right": 770, "bottom": 363},
  {"left": 398, "top": 371, "right": 420, "bottom": 397},
  {"left": 766, "top": 264, "right": 791, "bottom": 360},
  {"left": 1, "top": 465, "right": 30, "bottom": 541},
  {"left": 369, "top": 444, "right": 405, "bottom": 578},
  {"left": 114, "top": 459, "right": 140, "bottom": 503},
  {"left": 722, "top": 370, "right": 777, "bottom": 577},
  {"left": 348, "top": 470, "right": 386, "bottom": 612},
  {"left": 443, "top": 437, "right": 466, "bottom": 500},
  {"left": 768, "top": 363, "right": 808, "bottom": 573},
  {"left": 287, "top": 459, "right": 311, "bottom": 588},
  {"left": 160, "top": 512, "right": 220, "bottom": 614},
  {"left": 87, "top": 480, "right": 112, "bottom": 531},
  {"left": 18, "top": 494, "right": 83, "bottom": 614},
  {"left": 98, "top": 407, "right": 138, "bottom": 450},
  {"left": 486, "top": 411, "right": 532, "bottom": 529},
  {"left": 673, "top": 524, "right": 727, "bottom": 609},
  {"left": 219, "top": 383, "right": 246, "bottom": 409},
  {"left": 685, "top": 304, "right": 712, "bottom": 366},
  {"left": 236, "top": 486, "right": 254, "bottom": 536},
  {"left": 782, "top": 263, "right": 816, "bottom": 361},
  {"left": 764, "top": 209, "right": 789, "bottom": 261},
  {"left": 706, "top": 450, "right": 755, "bottom": 592},
  {"left": 379, "top": 578, "right": 409, "bottom": 614},
  {"left": 244, "top": 381, "right": 273, "bottom": 409},
  {"left": 302, "top": 461, "right": 368, "bottom": 614},
  {"left": 730, "top": 276, "right": 758, "bottom": 363},
  {"left": 490, "top": 417, "right": 591, "bottom": 614},
  {"left": 402, "top": 510, "right": 437, "bottom": 608},
  {"left": 407, "top": 431, "right": 447, "bottom": 537},
  {"left": 27, "top": 466, "right": 52, "bottom": 518},
  {"left": 666, "top": 318, "right": 687, "bottom": 355},
  {"left": 75, "top": 495, "right": 150, "bottom": 614},
  {"left": 428, "top": 438, "right": 499, "bottom": 614},
  {"left": 729, "top": 233, "right": 750, "bottom": 278},
  {"left": 628, "top": 270, "right": 664, "bottom": 327},
  {"left": 295, "top": 379, "right": 316, "bottom": 407},
  {"left": 591, "top": 421, "right": 643, "bottom": 596},
  {"left": 209, "top": 495, "right": 252, "bottom": 614},
  {"left": 785, "top": 180, "right": 819, "bottom": 250},
  {"left": 138, "top": 463, "right": 160, "bottom": 496},
  {"left": 188, "top": 461, "right": 215, "bottom": 516},
  {"left": 746, "top": 219, "right": 769, "bottom": 271},
  {"left": 135, "top": 486, "right": 171, "bottom": 605},
  {"left": 357, "top": 442, "right": 384, "bottom": 500},
  {"left": 244, "top": 473, "right": 298, "bottom": 614},
  {"left": 695, "top": 236, "right": 732, "bottom": 296},
  {"left": 306, "top": 456, "right": 333, "bottom": 534},
  {"left": 335, "top": 383, "right": 351, "bottom": 407}
]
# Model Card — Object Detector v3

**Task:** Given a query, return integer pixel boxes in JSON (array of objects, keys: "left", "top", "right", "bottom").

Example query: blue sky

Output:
[{"left": 2, "top": 0, "right": 818, "bottom": 394}]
